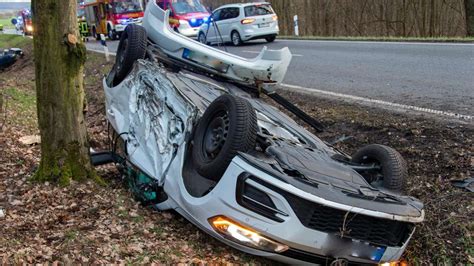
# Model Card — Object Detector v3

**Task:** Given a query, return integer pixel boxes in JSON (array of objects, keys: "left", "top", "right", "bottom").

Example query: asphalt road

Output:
[{"left": 86, "top": 39, "right": 474, "bottom": 116}]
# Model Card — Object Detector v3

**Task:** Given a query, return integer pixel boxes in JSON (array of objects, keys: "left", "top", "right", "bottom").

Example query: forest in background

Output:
[{"left": 202, "top": 0, "right": 474, "bottom": 37}]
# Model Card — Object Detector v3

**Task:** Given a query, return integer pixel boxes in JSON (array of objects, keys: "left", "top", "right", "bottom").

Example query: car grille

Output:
[
  {"left": 244, "top": 174, "right": 414, "bottom": 247},
  {"left": 284, "top": 192, "right": 413, "bottom": 247}
]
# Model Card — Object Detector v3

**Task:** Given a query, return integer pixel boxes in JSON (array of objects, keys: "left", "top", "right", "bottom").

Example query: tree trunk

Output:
[
  {"left": 466, "top": 0, "right": 474, "bottom": 36},
  {"left": 31, "top": 0, "right": 98, "bottom": 185}
]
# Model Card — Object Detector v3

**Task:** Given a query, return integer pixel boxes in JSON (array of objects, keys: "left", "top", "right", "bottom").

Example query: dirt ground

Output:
[{"left": 1, "top": 43, "right": 473, "bottom": 264}]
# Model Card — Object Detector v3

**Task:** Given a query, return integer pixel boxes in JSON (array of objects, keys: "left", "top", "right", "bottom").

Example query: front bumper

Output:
[{"left": 163, "top": 154, "right": 416, "bottom": 264}]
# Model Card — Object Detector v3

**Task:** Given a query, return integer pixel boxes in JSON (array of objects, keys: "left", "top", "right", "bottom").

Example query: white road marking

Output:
[
  {"left": 85, "top": 46, "right": 472, "bottom": 121},
  {"left": 279, "top": 39, "right": 474, "bottom": 46},
  {"left": 87, "top": 48, "right": 117, "bottom": 56},
  {"left": 242, "top": 50, "right": 303, "bottom": 57},
  {"left": 280, "top": 83, "right": 473, "bottom": 121}
]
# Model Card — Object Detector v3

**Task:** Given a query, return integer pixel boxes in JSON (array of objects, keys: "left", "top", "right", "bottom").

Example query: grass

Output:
[
  {"left": 0, "top": 34, "right": 31, "bottom": 49},
  {"left": 0, "top": 18, "right": 14, "bottom": 29},
  {"left": 1, "top": 87, "right": 37, "bottom": 131},
  {"left": 278, "top": 35, "right": 474, "bottom": 43}
]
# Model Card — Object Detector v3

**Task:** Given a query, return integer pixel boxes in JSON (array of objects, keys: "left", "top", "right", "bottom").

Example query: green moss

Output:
[
  {"left": 65, "top": 41, "right": 87, "bottom": 77},
  {"left": 31, "top": 141, "right": 104, "bottom": 186}
]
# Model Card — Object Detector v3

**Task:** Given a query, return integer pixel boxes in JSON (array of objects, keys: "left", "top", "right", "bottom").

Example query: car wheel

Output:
[
  {"left": 93, "top": 27, "right": 101, "bottom": 41},
  {"left": 198, "top": 32, "right": 207, "bottom": 45},
  {"left": 231, "top": 31, "right": 242, "bottom": 46},
  {"left": 113, "top": 24, "right": 147, "bottom": 84},
  {"left": 108, "top": 26, "right": 116, "bottom": 40},
  {"left": 192, "top": 95, "right": 258, "bottom": 180},
  {"left": 265, "top": 35, "right": 276, "bottom": 43},
  {"left": 352, "top": 144, "right": 407, "bottom": 191}
]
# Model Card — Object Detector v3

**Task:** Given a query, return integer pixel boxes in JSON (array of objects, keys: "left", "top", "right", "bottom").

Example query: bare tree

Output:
[
  {"left": 466, "top": 0, "right": 474, "bottom": 36},
  {"left": 31, "top": 0, "right": 98, "bottom": 185}
]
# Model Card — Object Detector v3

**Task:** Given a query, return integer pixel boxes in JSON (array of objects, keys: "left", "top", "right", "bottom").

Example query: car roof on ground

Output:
[{"left": 216, "top": 2, "right": 271, "bottom": 10}]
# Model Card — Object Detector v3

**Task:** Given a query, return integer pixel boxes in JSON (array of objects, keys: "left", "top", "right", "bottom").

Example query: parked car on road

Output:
[{"left": 198, "top": 2, "right": 279, "bottom": 46}]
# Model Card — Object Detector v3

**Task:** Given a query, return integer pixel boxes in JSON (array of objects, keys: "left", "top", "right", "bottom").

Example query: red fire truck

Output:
[
  {"left": 84, "top": 0, "right": 144, "bottom": 40},
  {"left": 141, "top": 0, "right": 210, "bottom": 37},
  {"left": 19, "top": 8, "right": 33, "bottom": 35}
]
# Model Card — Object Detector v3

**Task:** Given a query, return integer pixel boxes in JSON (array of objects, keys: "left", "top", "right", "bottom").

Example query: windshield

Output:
[
  {"left": 244, "top": 4, "right": 274, "bottom": 17},
  {"left": 77, "top": 8, "right": 85, "bottom": 17},
  {"left": 112, "top": 0, "right": 143, "bottom": 14},
  {"left": 171, "top": 0, "right": 207, "bottom": 15}
]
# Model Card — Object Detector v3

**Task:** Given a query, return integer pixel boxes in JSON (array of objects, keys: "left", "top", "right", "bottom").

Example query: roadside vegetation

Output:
[
  {"left": 0, "top": 34, "right": 31, "bottom": 48},
  {"left": 0, "top": 18, "right": 13, "bottom": 29},
  {"left": 278, "top": 35, "right": 474, "bottom": 43},
  {"left": 204, "top": 0, "right": 473, "bottom": 39},
  {"left": 1, "top": 37, "right": 472, "bottom": 264}
]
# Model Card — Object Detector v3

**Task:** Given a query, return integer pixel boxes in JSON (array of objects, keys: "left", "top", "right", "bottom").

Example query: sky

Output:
[{"left": 0, "top": 1, "right": 30, "bottom": 13}]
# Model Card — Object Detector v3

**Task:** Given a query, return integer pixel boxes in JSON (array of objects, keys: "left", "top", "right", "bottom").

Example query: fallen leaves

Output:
[{"left": 0, "top": 50, "right": 265, "bottom": 265}]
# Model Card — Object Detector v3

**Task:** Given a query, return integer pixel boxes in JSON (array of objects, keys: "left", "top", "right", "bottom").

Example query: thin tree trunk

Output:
[
  {"left": 31, "top": 0, "right": 98, "bottom": 185},
  {"left": 466, "top": 0, "right": 474, "bottom": 36}
]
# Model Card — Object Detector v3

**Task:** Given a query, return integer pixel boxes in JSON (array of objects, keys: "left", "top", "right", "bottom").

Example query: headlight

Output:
[
  {"left": 209, "top": 216, "right": 288, "bottom": 253},
  {"left": 379, "top": 261, "right": 408, "bottom": 266},
  {"left": 117, "top": 19, "right": 129, "bottom": 25},
  {"left": 179, "top": 19, "right": 189, "bottom": 27},
  {"left": 26, "top": 25, "right": 33, "bottom": 32}
]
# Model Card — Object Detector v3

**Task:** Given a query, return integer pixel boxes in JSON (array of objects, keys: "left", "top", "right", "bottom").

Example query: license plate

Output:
[
  {"left": 182, "top": 48, "right": 229, "bottom": 73},
  {"left": 259, "top": 23, "right": 270, "bottom": 28}
]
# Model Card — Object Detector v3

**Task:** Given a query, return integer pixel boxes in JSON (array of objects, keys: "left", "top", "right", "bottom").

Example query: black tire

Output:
[
  {"left": 93, "top": 27, "right": 101, "bottom": 41},
  {"left": 231, "top": 31, "right": 242, "bottom": 46},
  {"left": 265, "top": 35, "right": 276, "bottom": 42},
  {"left": 198, "top": 32, "right": 207, "bottom": 44},
  {"left": 107, "top": 25, "right": 116, "bottom": 40},
  {"left": 352, "top": 144, "right": 407, "bottom": 191},
  {"left": 113, "top": 24, "right": 147, "bottom": 84},
  {"left": 192, "top": 95, "right": 258, "bottom": 180}
]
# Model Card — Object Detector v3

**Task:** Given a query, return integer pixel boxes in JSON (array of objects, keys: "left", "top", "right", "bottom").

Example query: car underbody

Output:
[
  {"left": 96, "top": 1, "right": 425, "bottom": 264},
  {"left": 101, "top": 58, "right": 424, "bottom": 264}
]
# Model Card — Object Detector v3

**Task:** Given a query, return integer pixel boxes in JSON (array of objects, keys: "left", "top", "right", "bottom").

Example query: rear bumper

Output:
[
  {"left": 142, "top": 1, "right": 292, "bottom": 84},
  {"left": 241, "top": 23, "right": 279, "bottom": 41}
]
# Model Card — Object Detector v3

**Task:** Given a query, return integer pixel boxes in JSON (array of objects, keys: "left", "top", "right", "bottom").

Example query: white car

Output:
[
  {"left": 96, "top": 5, "right": 425, "bottom": 263},
  {"left": 198, "top": 2, "right": 279, "bottom": 46}
]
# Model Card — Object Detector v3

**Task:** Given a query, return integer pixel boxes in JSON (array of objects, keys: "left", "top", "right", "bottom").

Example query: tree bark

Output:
[
  {"left": 466, "top": 0, "right": 474, "bottom": 36},
  {"left": 31, "top": 0, "right": 98, "bottom": 185}
]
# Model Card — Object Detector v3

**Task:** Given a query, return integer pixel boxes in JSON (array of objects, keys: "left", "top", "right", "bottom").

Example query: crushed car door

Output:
[{"left": 108, "top": 61, "right": 197, "bottom": 184}]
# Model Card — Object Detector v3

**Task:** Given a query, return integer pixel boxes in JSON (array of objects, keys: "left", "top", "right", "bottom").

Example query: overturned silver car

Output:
[{"left": 98, "top": 6, "right": 424, "bottom": 264}]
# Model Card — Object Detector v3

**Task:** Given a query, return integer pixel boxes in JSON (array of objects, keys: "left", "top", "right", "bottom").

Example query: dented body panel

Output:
[{"left": 104, "top": 60, "right": 424, "bottom": 264}]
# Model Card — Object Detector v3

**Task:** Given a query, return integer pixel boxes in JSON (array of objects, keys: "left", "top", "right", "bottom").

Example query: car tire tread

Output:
[
  {"left": 192, "top": 95, "right": 257, "bottom": 180},
  {"left": 352, "top": 144, "right": 407, "bottom": 191}
]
